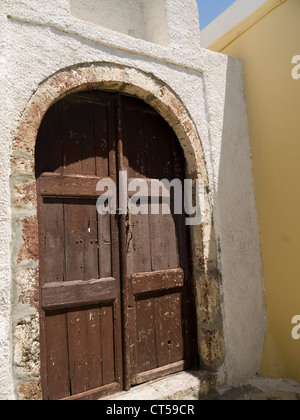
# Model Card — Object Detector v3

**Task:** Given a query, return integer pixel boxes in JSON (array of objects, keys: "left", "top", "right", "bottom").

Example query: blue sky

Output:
[{"left": 196, "top": 0, "right": 236, "bottom": 30}]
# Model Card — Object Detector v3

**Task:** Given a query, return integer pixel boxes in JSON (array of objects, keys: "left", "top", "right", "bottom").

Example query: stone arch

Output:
[
  {"left": 14, "top": 64, "right": 208, "bottom": 180},
  {"left": 11, "top": 63, "right": 224, "bottom": 400}
]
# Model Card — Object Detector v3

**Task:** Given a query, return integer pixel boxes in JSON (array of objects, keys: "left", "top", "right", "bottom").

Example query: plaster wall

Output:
[
  {"left": 206, "top": 0, "right": 300, "bottom": 383},
  {"left": 0, "top": 0, "right": 265, "bottom": 399},
  {"left": 0, "top": 2, "right": 14, "bottom": 400},
  {"left": 70, "top": 0, "right": 169, "bottom": 46}
]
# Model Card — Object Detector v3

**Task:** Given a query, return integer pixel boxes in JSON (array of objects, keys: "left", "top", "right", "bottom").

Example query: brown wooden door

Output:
[
  {"left": 36, "top": 91, "right": 197, "bottom": 400},
  {"left": 118, "top": 96, "right": 197, "bottom": 388}
]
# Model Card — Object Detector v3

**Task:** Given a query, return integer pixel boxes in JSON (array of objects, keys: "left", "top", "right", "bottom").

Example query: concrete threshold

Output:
[
  {"left": 209, "top": 377, "right": 300, "bottom": 401},
  {"left": 102, "top": 370, "right": 217, "bottom": 400}
]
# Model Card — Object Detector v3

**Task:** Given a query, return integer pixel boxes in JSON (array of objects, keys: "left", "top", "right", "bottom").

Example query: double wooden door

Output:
[{"left": 36, "top": 91, "right": 197, "bottom": 400}]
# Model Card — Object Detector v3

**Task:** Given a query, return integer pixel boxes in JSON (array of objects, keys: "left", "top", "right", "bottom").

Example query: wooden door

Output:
[{"left": 36, "top": 91, "right": 197, "bottom": 400}]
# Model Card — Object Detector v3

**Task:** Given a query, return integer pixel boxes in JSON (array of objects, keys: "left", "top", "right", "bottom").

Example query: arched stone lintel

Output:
[{"left": 13, "top": 64, "right": 208, "bottom": 183}]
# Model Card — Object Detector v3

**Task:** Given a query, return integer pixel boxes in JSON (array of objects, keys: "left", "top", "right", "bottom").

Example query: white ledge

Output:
[{"left": 7, "top": 15, "right": 204, "bottom": 73}]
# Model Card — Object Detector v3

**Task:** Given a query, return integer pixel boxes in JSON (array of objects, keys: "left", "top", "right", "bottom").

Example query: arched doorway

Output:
[{"left": 35, "top": 90, "right": 198, "bottom": 400}]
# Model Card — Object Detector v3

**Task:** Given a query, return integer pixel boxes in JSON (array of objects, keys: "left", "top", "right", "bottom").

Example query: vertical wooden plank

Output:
[
  {"left": 64, "top": 199, "right": 99, "bottom": 282},
  {"left": 153, "top": 294, "right": 170, "bottom": 367},
  {"left": 135, "top": 298, "right": 157, "bottom": 374},
  {"left": 64, "top": 200, "right": 85, "bottom": 282},
  {"left": 122, "top": 104, "right": 146, "bottom": 178},
  {"left": 149, "top": 212, "right": 179, "bottom": 271},
  {"left": 62, "top": 99, "right": 83, "bottom": 175},
  {"left": 166, "top": 292, "right": 184, "bottom": 364},
  {"left": 100, "top": 304, "right": 116, "bottom": 385},
  {"left": 85, "top": 306, "right": 103, "bottom": 390},
  {"left": 172, "top": 134, "right": 189, "bottom": 272},
  {"left": 144, "top": 112, "right": 174, "bottom": 180},
  {"left": 67, "top": 307, "right": 89, "bottom": 395},
  {"left": 98, "top": 213, "right": 112, "bottom": 279},
  {"left": 67, "top": 305, "right": 104, "bottom": 396},
  {"left": 153, "top": 293, "right": 183, "bottom": 367},
  {"left": 46, "top": 310, "right": 70, "bottom": 400},
  {"left": 94, "top": 102, "right": 109, "bottom": 178},
  {"left": 81, "top": 200, "right": 106, "bottom": 390},
  {"left": 81, "top": 102, "right": 97, "bottom": 176},
  {"left": 63, "top": 99, "right": 96, "bottom": 176},
  {"left": 43, "top": 199, "right": 65, "bottom": 284},
  {"left": 129, "top": 212, "right": 152, "bottom": 274},
  {"left": 35, "top": 102, "right": 63, "bottom": 177},
  {"left": 82, "top": 201, "right": 99, "bottom": 281}
]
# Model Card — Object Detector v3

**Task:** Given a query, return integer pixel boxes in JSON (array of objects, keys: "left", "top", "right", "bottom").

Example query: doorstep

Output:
[{"left": 101, "top": 370, "right": 217, "bottom": 400}]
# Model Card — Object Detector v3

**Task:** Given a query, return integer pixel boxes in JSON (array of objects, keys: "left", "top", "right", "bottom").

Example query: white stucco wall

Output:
[
  {"left": 201, "top": 50, "right": 267, "bottom": 387},
  {"left": 71, "top": 0, "right": 169, "bottom": 46},
  {"left": 0, "top": 3, "right": 14, "bottom": 400},
  {"left": 0, "top": 0, "right": 266, "bottom": 399}
]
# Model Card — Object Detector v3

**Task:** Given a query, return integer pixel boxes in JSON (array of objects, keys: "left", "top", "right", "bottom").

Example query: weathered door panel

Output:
[
  {"left": 120, "top": 95, "right": 197, "bottom": 387},
  {"left": 37, "top": 92, "right": 123, "bottom": 400}
]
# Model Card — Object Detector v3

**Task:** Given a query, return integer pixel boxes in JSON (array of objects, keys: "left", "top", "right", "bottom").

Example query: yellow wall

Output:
[{"left": 208, "top": 0, "right": 300, "bottom": 382}]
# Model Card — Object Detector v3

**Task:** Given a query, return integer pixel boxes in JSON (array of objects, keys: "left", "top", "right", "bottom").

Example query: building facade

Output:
[{"left": 0, "top": 0, "right": 265, "bottom": 399}]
